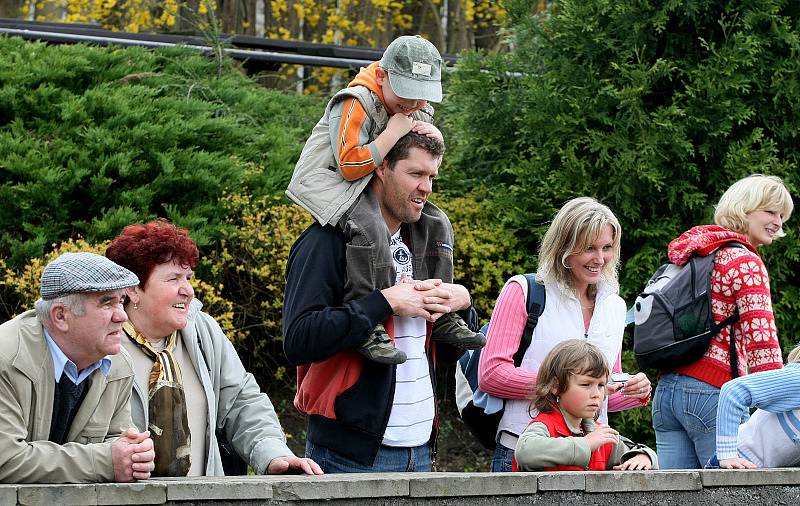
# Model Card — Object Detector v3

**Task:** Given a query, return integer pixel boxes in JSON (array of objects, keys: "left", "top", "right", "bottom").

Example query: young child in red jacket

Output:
[{"left": 513, "top": 340, "right": 658, "bottom": 471}]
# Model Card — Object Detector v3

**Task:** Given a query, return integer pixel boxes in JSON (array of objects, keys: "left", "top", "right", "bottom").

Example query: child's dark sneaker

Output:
[
  {"left": 357, "top": 323, "right": 407, "bottom": 364},
  {"left": 431, "top": 313, "right": 486, "bottom": 349}
]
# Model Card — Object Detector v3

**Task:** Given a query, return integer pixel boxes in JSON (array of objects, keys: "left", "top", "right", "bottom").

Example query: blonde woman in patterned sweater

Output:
[{"left": 653, "top": 174, "right": 793, "bottom": 469}]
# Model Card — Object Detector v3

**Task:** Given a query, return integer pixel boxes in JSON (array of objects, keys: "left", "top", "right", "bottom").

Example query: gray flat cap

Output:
[{"left": 40, "top": 252, "right": 140, "bottom": 300}]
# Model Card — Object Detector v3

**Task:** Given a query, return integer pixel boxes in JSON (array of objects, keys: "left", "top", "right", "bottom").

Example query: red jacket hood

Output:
[
  {"left": 348, "top": 61, "right": 385, "bottom": 107},
  {"left": 667, "top": 225, "right": 758, "bottom": 266}
]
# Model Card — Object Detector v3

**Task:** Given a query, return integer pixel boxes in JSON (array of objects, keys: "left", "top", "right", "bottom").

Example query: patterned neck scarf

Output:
[{"left": 123, "top": 321, "right": 191, "bottom": 477}]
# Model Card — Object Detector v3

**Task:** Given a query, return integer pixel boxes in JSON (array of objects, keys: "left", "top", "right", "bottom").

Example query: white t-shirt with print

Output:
[{"left": 382, "top": 229, "right": 435, "bottom": 447}]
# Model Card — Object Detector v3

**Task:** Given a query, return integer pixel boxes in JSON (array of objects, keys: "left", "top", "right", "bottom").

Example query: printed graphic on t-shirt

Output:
[{"left": 390, "top": 232, "right": 414, "bottom": 283}]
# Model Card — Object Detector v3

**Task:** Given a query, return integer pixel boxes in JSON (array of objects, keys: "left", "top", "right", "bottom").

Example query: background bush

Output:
[
  {"left": 441, "top": 0, "right": 800, "bottom": 445},
  {"left": 0, "top": 36, "right": 323, "bottom": 266},
  {"left": 4, "top": 0, "right": 800, "bottom": 465}
]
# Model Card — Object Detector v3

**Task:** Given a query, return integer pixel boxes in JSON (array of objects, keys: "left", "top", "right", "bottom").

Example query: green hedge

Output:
[
  {"left": 441, "top": 0, "right": 800, "bottom": 445},
  {"left": 0, "top": 36, "right": 323, "bottom": 266},
  {"left": 442, "top": 0, "right": 800, "bottom": 346}
]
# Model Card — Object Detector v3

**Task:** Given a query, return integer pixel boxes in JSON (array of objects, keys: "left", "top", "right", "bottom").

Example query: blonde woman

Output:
[
  {"left": 479, "top": 197, "right": 651, "bottom": 472},
  {"left": 652, "top": 174, "right": 793, "bottom": 469}
]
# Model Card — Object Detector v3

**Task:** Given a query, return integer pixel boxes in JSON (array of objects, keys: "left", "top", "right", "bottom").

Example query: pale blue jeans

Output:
[
  {"left": 652, "top": 373, "right": 719, "bottom": 469},
  {"left": 491, "top": 443, "right": 514, "bottom": 472}
]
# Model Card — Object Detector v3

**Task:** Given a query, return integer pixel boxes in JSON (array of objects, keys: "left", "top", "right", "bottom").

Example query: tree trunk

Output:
[{"left": 0, "top": 0, "right": 21, "bottom": 18}]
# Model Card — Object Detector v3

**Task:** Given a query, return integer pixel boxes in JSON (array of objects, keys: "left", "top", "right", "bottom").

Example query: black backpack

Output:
[
  {"left": 632, "top": 242, "right": 744, "bottom": 376},
  {"left": 454, "top": 274, "right": 545, "bottom": 449}
]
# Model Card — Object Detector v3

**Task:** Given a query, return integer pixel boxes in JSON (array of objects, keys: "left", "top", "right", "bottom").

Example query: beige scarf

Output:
[{"left": 124, "top": 321, "right": 191, "bottom": 476}]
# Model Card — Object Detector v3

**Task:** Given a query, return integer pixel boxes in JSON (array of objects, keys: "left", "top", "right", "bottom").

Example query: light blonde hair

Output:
[
  {"left": 787, "top": 344, "right": 800, "bottom": 364},
  {"left": 532, "top": 339, "right": 610, "bottom": 414},
  {"left": 714, "top": 174, "right": 793, "bottom": 238},
  {"left": 536, "top": 197, "right": 622, "bottom": 294}
]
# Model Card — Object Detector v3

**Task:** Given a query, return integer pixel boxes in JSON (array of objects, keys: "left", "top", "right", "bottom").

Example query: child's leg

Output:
[
  {"left": 405, "top": 201, "right": 454, "bottom": 283},
  {"left": 339, "top": 186, "right": 395, "bottom": 301},
  {"left": 339, "top": 187, "right": 405, "bottom": 364},
  {"left": 407, "top": 202, "right": 485, "bottom": 350}
]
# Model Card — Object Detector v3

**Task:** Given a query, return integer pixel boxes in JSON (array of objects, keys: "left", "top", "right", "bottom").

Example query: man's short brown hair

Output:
[{"left": 385, "top": 131, "right": 444, "bottom": 169}]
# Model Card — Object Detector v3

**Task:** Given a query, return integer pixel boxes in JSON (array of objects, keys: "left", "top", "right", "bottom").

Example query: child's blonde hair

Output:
[
  {"left": 536, "top": 197, "right": 622, "bottom": 295},
  {"left": 714, "top": 174, "right": 793, "bottom": 238},
  {"left": 532, "top": 339, "right": 610, "bottom": 414}
]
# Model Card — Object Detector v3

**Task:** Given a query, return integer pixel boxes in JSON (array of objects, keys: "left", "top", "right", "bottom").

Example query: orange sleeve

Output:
[{"left": 336, "top": 97, "right": 379, "bottom": 181}]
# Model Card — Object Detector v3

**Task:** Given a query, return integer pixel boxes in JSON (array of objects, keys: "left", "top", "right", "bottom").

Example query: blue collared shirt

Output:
[{"left": 44, "top": 329, "right": 112, "bottom": 385}]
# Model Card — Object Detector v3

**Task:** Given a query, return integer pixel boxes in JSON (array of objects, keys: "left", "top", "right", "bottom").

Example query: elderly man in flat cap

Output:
[{"left": 0, "top": 252, "right": 156, "bottom": 483}]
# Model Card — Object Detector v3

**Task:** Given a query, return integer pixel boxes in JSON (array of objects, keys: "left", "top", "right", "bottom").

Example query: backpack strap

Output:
[
  {"left": 511, "top": 274, "right": 546, "bottom": 367},
  {"left": 729, "top": 320, "right": 739, "bottom": 379},
  {"left": 718, "top": 241, "right": 746, "bottom": 379}
]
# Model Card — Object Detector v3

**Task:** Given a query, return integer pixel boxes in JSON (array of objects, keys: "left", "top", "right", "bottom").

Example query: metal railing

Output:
[{"left": 0, "top": 18, "right": 457, "bottom": 73}]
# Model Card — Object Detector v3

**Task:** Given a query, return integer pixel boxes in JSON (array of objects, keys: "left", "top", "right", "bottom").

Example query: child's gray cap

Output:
[
  {"left": 380, "top": 35, "right": 443, "bottom": 103},
  {"left": 40, "top": 252, "right": 140, "bottom": 300}
]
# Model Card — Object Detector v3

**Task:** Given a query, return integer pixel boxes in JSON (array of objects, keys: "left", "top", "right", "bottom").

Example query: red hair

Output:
[{"left": 106, "top": 219, "right": 199, "bottom": 288}]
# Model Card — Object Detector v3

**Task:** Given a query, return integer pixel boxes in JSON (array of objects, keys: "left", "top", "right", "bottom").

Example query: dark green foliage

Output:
[
  {"left": 4, "top": 0, "right": 800, "bottom": 462},
  {"left": 442, "top": 0, "right": 799, "bottom": 345},
  {"left": 442, "top": 0, "right": 800, "bottom": 443},
  {"left": 0, "top": 36, "right": 323, "bottom": 266}
]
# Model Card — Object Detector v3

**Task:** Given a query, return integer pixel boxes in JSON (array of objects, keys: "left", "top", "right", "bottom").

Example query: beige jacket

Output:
[{"left": 0, "top": 310, "right": 135, "bottom": 483}]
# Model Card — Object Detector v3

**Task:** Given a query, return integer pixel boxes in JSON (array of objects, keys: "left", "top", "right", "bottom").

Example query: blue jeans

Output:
[
  {"left": 652, "top": 373, "right": 720, "bottom": 469},
  {"left": 305, "top": 441, "right": 431, "bottom": 473},
  {"left": 491, "top": 443, "right": 514, "bottom": 472}
]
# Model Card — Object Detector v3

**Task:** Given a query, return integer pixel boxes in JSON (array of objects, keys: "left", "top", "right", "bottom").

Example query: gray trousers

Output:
[{"left": 338, "top": 186, "right": 455, "bottom": 303}]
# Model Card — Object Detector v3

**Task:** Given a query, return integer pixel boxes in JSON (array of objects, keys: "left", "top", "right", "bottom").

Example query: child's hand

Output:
[
  {"left": 585, "top": 426, "right": 618, "bottom": 451},
  {"left": 386, "top": 113, "right": 414, "bottom": 137},
  {"left": 411, "top": 121, "right": 444, "bottom": 143},
  {"left": 613, "top": 453, "right": 652, "bottom": 471},
  {"left": 719, "top": 457, "right": 757, "bottom": 469}
]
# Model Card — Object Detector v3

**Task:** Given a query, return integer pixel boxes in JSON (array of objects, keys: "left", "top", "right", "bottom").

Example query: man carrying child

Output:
[
  {"left": 284, "top": 127, "right": 478, "bottom": 472},
  {"left": 286, "top": 34, "right": 484, "bottom": 365}
]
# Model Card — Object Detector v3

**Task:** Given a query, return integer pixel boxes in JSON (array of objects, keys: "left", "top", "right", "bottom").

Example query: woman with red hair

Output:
[{"left": 106, "top": 219, "right": 321, "bottom": 477}]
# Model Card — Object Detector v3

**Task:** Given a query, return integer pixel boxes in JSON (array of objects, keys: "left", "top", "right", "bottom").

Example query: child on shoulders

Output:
[
  {"left": 514, "top": 339, "right": 657, "bottom": 471},
  {"left": 286, "top": 35, "right": 484, "bottom": 366}
]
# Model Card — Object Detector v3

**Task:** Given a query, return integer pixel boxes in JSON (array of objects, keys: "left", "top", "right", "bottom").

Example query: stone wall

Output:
[{"left": 4, "top": 469, "right": 800, "bottom": 505}]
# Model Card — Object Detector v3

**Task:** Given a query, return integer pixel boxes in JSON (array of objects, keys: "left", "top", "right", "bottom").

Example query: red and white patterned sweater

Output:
[{"left": 668, "top": 225, "right": 783, "bottom": 387}]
